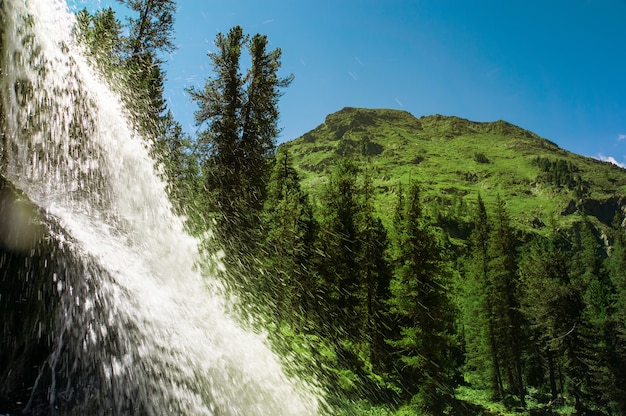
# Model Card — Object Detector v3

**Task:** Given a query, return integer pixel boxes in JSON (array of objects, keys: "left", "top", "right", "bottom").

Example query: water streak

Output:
[{"left": 0, "top": 0, "right": 321, "bottom": 414}]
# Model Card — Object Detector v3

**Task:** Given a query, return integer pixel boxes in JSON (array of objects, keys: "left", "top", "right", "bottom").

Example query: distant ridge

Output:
[{"left": 281, "top": 107, "right": 626, "bottom": 232}]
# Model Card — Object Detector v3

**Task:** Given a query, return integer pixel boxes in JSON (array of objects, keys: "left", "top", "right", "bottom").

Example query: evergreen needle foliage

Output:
[{"left": 64, "top": 8, "right": 626, "bottom": 414}]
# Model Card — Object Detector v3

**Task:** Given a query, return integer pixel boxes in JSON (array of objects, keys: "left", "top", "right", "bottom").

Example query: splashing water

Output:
[{"left": 0, "top": 0, "right": 322, "bottom": 414}]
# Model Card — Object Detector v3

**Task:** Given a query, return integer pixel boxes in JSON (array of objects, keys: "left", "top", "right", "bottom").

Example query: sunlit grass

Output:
[
  {"left": 281, "top": 108, "right": 626, "bottom": 234},
  {"left": 455, "top": 386, "right": 520, "bottom": 415}
]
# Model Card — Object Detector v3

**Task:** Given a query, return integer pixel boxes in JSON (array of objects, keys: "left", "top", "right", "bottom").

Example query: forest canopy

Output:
[{"left": 73, "top": 3, "right": 626, "bottom": 415}]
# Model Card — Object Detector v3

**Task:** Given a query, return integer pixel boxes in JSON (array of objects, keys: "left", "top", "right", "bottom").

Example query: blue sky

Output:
[{"left": 69, "top": 0, "right": 626, "bottom": 166}]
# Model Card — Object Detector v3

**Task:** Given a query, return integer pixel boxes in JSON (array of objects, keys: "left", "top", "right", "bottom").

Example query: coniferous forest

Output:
[{"left": 9, "top": 2, "right": 626, "bottom": 415}]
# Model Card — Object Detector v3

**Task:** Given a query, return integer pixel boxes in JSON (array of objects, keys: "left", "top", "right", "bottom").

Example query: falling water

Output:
[{"left": 0, "top": 0, "right": 322, "bottom": 414}]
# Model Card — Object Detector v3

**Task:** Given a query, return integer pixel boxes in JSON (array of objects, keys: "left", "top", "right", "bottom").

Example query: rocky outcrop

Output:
[
  {"left": 1, "top": 174, "right": 51, "bottom": 414},
  {"left": 581, "top": 196, "right": 625, "bottom": 226},
  {"left": 0, "top": 175, "right": 126, "bottom": 415}
]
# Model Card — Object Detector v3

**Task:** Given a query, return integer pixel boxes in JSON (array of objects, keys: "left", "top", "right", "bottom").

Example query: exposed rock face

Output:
[
  {"left": 582, "top": 196, "right": 625, "bottom": 226},
  {"left": 0, "top": 175, "right": 122, "bottom": 415},
  {"left": 1, "top": 174, "right": 51, "bottom": 413},
  {"left": 1, "top": 174, "right": 63, "bottom": 413}
]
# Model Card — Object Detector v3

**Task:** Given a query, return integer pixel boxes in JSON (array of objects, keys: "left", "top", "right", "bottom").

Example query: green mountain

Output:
[{"left": 281, "top": 107, "right": 626, "bottom": 234}]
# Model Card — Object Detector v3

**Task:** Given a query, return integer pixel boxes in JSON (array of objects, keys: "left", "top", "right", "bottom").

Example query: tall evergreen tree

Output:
[
  {"left": 355, "top": 167, "right": 392, "bottom": 373},
  {"left": 116, "top": 0, "right": 176, "bottom": 61},
  {"left": 75, "top": 8, "right": 124, "bottom": 72},
  {"left": 189, "top": 26, "right": 293, "bottom": 243},
  {"left": 311, "top": 160, "right": 395, "bottom": 400},
  {"left": 521, "top": 214, "right": 617, "bottom": 413},
  {"left": 460, "top": 194, "right": 504, "bottom": 398},
  {"left": 519, "top": 229, "right": 576, "bottom": 402},
  {"left": 569, "top": 214, "right": 616, "bottom": 412},
  {"left": 316, "top": 159, "right": 364, "bottom": 339},
  {"left": 115, "top": 0, "right": 177, "bottom": 124},
  {"left": 386, "top": 182, "right": 454, "bottom": 414},
  {"left": 606, "top": 213, "right": 626, "bottom": 412},
  {"left": 488, "top": 195, "right": 526, "bottom": 405},
  {"left": 462, "top": 194, "right": 525, "bottom": 404},
  {"left": 78, "top": 2, "right": 197, "bottom": 214},
  {"left": 259, "top": 148, "right": 318, "bottom": 323},
  {"left": 608, "top": 214, "right": 626, "bottom": 316}
]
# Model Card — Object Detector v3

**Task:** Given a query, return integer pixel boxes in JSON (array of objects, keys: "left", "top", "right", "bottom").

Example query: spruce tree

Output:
[
  {"left": 259, "top": 148, "right": 318, "bottom": 323},
  {"left": 312, "top": 160, "right": 395, "bottom": 399},
  {"left": 487, "top": 195, "right": 525, "bottom": 405},
  {"left": 116, "top": 0, "right": 176, "bottom": 61},
  {"left": 569, "top": 214, "right": 616, "bottom": 412},
  {"left": 78, "top": 2, "right": 197, "bottom": 215},
  {"left": 460, "top": 194, "right": 504, "bottom": 398},
  {"left": 519, "top": 229, "right": 574, "bottom": 402},
  {"left": 316, "top": 159, "right": 364, "bottom": 339},
  {"left": 75, "top": 8, "right": 124, "bottom": 72},
  {"left": 606, "top": 213, "right": 626, "bottom": 412},
  {"left": 355, "top": 167, "right": 392, "bottom": 374},
  {"left": 115, "top": 0, "right": 177, "bottom": 127},
  {"left": 189, "top": 26, "right": 293, "bottom": 245},
  {"left": 521, "top": 215, "right": 616, "bottom": 412},
  {"left": 387, "top": 182, "right": 454, "bottom": 414}
]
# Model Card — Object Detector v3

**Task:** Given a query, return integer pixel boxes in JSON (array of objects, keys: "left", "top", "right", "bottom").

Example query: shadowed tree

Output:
[
  {"left": 606, "top": 213, "right": 626, "bottom": 412},
  {"left": 258, "top": 148, "right": 318, "bottom": 323},
  {"left": 114, "top": 0, "right": 177, "bottom": 125},
  {"left": 487, "top": 195, "right": 525, "bottom": 406},
  {"left": 386, "top": 182, "right": 455, "bottom": 415},
  {"left": 189, "top": 26, "right": 293, "bottom": 248},
  {"left": 460, "top": 194, "right": 505, "bottom": 399},
  {"left": 519, "top": 228, "right": 576, "bottom": 402},
  {"left": 355, "top": 167, "right": 392, "bottom": 373},
  {"left": 569, "top": 213, "right": 617, "bottom": 412},
  {"left": 521, "top": 214, "right": 618, "bottom": 412},
  {"left": 316, "top": 159, "right": 364, "bottom": 339}
]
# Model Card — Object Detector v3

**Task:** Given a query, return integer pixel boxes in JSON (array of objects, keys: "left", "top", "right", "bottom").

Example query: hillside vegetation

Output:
[
  {"left": 282, "top": 107, "right": 626, "bottom": 232},
  {"left": 266, "top": 108, "right": 626, "bottom": 414},
  {"left": 10, "top": 3, "right": 626, "bottom": 412}
]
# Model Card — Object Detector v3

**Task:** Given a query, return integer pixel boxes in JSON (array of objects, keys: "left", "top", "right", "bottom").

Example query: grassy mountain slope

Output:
[{"left": 281, "top": 107, "right": 626, "bottom": 234}]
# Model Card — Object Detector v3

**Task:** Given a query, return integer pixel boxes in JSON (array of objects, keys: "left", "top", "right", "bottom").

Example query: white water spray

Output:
[{"left": 0, "top": 0, "right": 322, "bottom": 414}]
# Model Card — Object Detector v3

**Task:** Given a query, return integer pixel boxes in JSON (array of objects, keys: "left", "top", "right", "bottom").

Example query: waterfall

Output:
[{"left": 0, "top": 0, "right": 322, "bottom": 414}]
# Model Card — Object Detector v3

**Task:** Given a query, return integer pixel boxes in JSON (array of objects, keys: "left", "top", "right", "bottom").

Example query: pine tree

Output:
[
  {"left": 386, "top": 182, "right": 454, "bottom": 414},
  {"left": 606, "top": 213, "right": 626, "bottom": 412},
  {"left": 519, "top": 229, "right": 575, "bottom": 402},
  {"left": 487, "top": 195, "right": 525, "bottom": 405},
  {"left": 259, "top": 148, "right": 318, "bottom": 323},
  {"left": 77, "top": 2, "right": 198, "bottom": 215},
  {"left": 116, "top": 0, "right": 176, "bottom": 61},
  {"left": 460, "top": 194, "right": 504, "bottom": 398},
  {"left": 75, "top": 8, "right": 124, "bottom": 72},
  {"left": 311, "top": 160, "right": 395, "bottom": 399},
  {"left": 188, "top": 26, "right": 293, "bottom": 244},
  {"left": 461, "top": 194, "right": 526, "bottom": 404},
  {"left": 355, "top": 167, "right": 392, "bottom": 373},
  {"left": 569, "top": 213, "right": 616, "bottom": 412},
  {"left": 521, "top": 215, "right": 617, "bottom": 412},
  {"left": 115, "top": 0, "right": 177, "bottom": 127},
  {"left": 316, "top": 159, "right": 364, "bottom": 339}
]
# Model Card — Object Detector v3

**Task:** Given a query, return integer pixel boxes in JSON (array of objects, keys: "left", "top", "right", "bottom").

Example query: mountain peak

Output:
[
  {"left": 302, "top": 107, "right": 558, "bottom": 152},
  {"left": 322, "top": 107, "right": 419, "bottom": 133},
  {"left": 282, "top": 107, "right": 626, "bottom": 231}
]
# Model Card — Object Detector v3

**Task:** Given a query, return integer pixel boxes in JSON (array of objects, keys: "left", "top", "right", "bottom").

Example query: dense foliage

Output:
[
  {"left": 187, "top": 25, "right": 293, "bottom": 252},
  {"left": 74, "top": 3, "right": 626, "bottom": 415}
]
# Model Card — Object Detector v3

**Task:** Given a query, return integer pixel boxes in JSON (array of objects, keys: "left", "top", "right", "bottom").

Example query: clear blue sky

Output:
[{"left": 69, "top": 0, "right": 626, "bottom": 166}]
